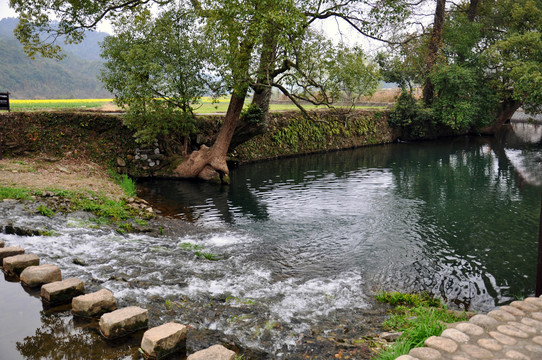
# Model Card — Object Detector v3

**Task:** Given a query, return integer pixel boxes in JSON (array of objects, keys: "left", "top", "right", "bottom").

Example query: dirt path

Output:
[{"left": 0, "top": 156, "right": 125, "bottom": 200}]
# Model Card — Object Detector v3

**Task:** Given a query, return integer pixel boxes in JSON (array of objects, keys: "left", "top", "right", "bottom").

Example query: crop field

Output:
[
  {"left": 10, "top": 99, "right": 114, "bottom": 111},
  {"left": 7, "top": 97, "right": 385, "bottom": 113}
]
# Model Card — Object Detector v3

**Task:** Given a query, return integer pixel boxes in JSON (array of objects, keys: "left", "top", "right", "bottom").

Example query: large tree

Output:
[
  {"left": 378, "top": 0, "right": 542, "bottom": 134},
  {"left": 10, "top": 0, "right": 384, "bottom": 182}
]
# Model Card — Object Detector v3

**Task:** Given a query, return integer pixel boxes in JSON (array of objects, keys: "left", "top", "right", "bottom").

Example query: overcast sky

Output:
[{"left": 0, "top": 0, "right": 384, "bottom": 51}]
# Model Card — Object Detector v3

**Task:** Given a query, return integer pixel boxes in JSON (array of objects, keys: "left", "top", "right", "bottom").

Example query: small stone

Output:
[
  {"left": 41, "top": 278, "right": 85, "bottom": 305},
  {"left": 141, "top": 154, "right": 148, "bottom": 160},
  {"left": 381, "top": 331, "right": 403, "bottom": 341},
  {"left": 425, "top": 335, "right": 458, "bottom": 353},
  {"left": 510, "top": 300, "right": 538, "bottom": 312},
  {"left": 525, "top": 344, "right": 542, "bottom": 353},
  {"left": 507, "top": 321, "right": 536, "bottom": 334},
  {"left": 117, "top": 157, "right": 126, "bottom": 167},
  {"left": 20, "top": 264, "right": 61, "bottom": 287},
  {"left": 489, "top": 331, "right": 517, "bottom": 345},
  {"left": 521, "top": 317, "right": 542, "bottom": 329},
  {"left": 57, "top": 166, "right": 71, "bottom": 174},
  {"left": 455, "top": 323, "right": 484, "bottom": 336},
  {"left": 496, "top": 324, "right": 529, "bottom": 338},
  {"left": 0, "top": 246, "right": 25, "bottom": 262},
  {"left": 408, "top": 347, "right": 442, "bottom": 360},
  {"left": 395, "top": 356, "right": 418, "bottom": 360},
  {"left": 459, "top": 344, "right": 494, "bottom": 359},
  {"left": 3, "top": 254, "right": 40, "bottom": 275},
  {"left": 141, "top": 322, "right": 187, "bottom": 359},
  {"left": 505, "top": 350, "right": 530, "bottom": 360},
  {"left": 488, "top": 309, "right": 516, "bottom": 321},
  {"left": 99, "top": 306, "right": 148, "bottom": 339},
  {"left": 149, "top": 161, "right": 156, "bottom": 167},
  {"left": 135, "top": 154, "right": 141, "bottom": 160},
  {"left": 72, "top": 289, "right": 117, "bottom": 318},
  {"left": 478, "top": 338, "right": 502, "bottom": 351},
  {"left": 500, "top": 305, "right": 525, "bottom": 317},
  {"left": 154, "top": 148, "right": 160, "bottom": 154},
  {"left": 441, "top": 329, "right": 470, "bottom": 343},
  {"left": 187, "top": 345, "right": 236, "bottom": 360}
]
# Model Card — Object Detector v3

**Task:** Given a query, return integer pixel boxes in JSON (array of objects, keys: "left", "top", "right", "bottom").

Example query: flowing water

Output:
[{"left": 1, "top": 122, "right": 541, "bottom": 359}]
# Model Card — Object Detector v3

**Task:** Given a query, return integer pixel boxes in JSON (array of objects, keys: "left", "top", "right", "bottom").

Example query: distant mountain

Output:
[{"left": 0, "top": 17, "right": 111, "bottom": 99}]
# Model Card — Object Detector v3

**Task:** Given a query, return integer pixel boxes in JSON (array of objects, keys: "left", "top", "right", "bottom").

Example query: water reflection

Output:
[{"left": 139, "top": 127, "right": 541, "bottom": 312}]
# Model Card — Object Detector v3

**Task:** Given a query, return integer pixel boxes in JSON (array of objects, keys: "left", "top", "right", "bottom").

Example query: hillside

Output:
[{"left": 0, "top": 17, "right": 111, "bottom": 99}]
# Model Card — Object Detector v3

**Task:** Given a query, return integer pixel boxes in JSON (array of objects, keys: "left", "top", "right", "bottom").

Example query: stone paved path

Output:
[{"left": 397, "top": 296, "right": 542, "bottom": 360}]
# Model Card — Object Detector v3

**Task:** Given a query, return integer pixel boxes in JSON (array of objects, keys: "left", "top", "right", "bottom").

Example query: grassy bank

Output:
[{"left": 373, "top": 291, "right": 469, "bottom": 359}]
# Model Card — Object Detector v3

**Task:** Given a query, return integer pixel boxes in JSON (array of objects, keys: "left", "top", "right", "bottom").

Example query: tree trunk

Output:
[
  {"left": 229, "top": 83, "right": 272, "bottom": 150},
  {"left": 423, "top": 0, "right": 447, "bottom": 105},
  {"left": 480, "top": 98, "right": 521, "bottom": 135},
  {"left": 230, "top": 32, "right": 277, "bottom": 150},
  {"left": 467, "top": 0, "right": 480, "bottom": 21},
  {"left": 174, "top": 91, "right": 246, "bottom": 183}
]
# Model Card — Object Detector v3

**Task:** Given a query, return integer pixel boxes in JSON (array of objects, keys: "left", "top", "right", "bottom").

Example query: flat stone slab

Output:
[
  {"left": 187, "top": 345, "right": 236, "bottom": 360},
  {"left": 0, "top": 246, "right": 25, "bottom": 262},
  {"left": 3, "top": 254, "right": 39, "bottom": 275},
  {"left": 72, "top": 289, "right": 117, "bottom": 318},
  {"left": 141, "top": 322, "right": 187, "bottom": 359},
  {"left": 41, "top": 278, "right": 85, "bottom": 305},
  {"left": 99, "top": 306, "right": 148, "bottom": 339},
  {"left": 20, "top": 264, "right": 61, "bottom": 287}
]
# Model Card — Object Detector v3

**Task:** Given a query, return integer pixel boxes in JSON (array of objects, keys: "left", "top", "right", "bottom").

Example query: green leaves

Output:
[{"left": 99, "top": 4, "right": 215, "bottom": 143}]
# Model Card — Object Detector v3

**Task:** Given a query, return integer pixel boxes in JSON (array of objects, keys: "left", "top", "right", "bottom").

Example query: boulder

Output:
[
  {"left": 187, "top": 345, "right": 236, "bottom": 360},
  {"left": 20, "top": 264, "right": 61, "bottom": 287},
  {"left": 141, "top": 322, "right": 187, "bottom": 359},
  {"left": 99, "top": 306, "right": 148, "bottom": 339},
  {"left": 41, "top": 278, "right": 85, "bottom": 305},
  {"left": 0, "top": 246, "right": 25, "bottom": 262},
  {"left": 3, "top": 253, "right": 40, "bottom": 275},
  {"left": 72, "top": 289, "right": 117, "bottom": 318}
]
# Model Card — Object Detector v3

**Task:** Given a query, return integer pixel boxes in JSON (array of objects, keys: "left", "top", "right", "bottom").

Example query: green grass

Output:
[
  {"left": 0, "top": 187, "right": 33, "bottom": 200},
  {"left": 180, "top": 242, "right": 220, "bottom": 261},
  {"left": 374, "top": 291, "right": 469, "bottom": 360},
  {"left": 108, "top": 170, "right": 137, "bottom": 197},
  {"left": 37, "top": 205, "right": 55, "bottom": 217}
]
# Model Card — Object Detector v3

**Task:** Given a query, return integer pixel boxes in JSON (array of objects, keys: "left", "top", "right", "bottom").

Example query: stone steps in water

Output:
[
  {"left": 3, "top": 253, "right": 39, "bottom": 275},
  {"left": 41, "top": 277, "right": 85, "bottom": 305},
  {"left": 99, "top": 306, "right": 148, "bottom": 339},
  {"left": 20, "top": 264, "right": 61, "bottom": 287},
  {"left": 0, "top": 246, "right": 25, "bottom": 262},
  {"left": 186, "top": 345, "right": 236, "bottom": 360},
  {"left": 140, "top": 322, "right": 187, "bottom": 359},
  {"left": 72, "top": 289, "right": 117, "bottom": 318}
]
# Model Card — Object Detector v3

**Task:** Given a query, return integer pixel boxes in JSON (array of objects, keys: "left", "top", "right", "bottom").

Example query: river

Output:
[{"left": 1, "top": 122, "right": 541, "bottom": 359}]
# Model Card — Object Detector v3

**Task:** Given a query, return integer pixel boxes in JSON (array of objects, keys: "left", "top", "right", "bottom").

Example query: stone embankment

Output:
[
  {"left": 397, "top": 297, "right": 542, "bottom": 360},
  {"left": 0, "top": 238, "right": 236, "bottom": 360}
]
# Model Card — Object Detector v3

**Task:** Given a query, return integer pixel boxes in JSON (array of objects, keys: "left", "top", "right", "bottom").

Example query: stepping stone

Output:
[
  {"left": 72, "top": 289, "right": 117, "bottom": 318},
  {"left": 187, "top": 345, "right": 236, "bottom": 360},
  {"left": 99, "top": 306, "right": 148, "bottom": 339},
  {"left": 0, "top": 246, "right": 25, "bottom": 262},
  {"left": 141, "top": 322, "right": 187, "bottom": 359},
  {"left": 41, "top": 278, "right": 85, "bottom": 305},
  {"left": 20, "top": 264, "right": 61, "bottom": 287},
  {"left": 3, "top": 254, "right": 40, "bottom": 275}
]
